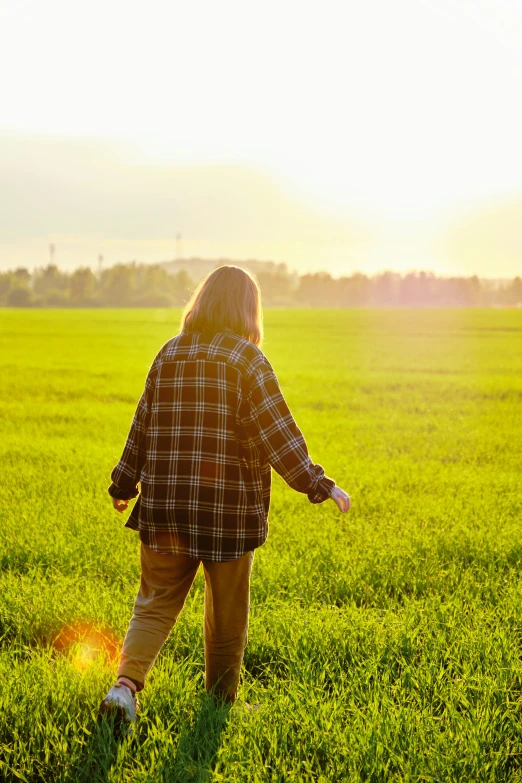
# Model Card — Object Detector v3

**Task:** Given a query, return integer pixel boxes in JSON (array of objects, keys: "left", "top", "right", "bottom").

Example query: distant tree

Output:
[
  {"left": 5, "top": 268, "right": 32, "bottom": 306},
  {"left": 33, "top": 264, "right": 69, "bottom": 296},
  {"left": 469, "top": 277, "right": 480, "bottom": 305},
  {"left": 8, "top": 287, "right": 33, "bottom": 307},
  {"left": 372, "top": 271, "right": 400, "bottom": 306},
  {"left": 70, "top": 267, "right": 97, "bottom": 304},
  {"left": 504, "top": 276, "right": 522, "bottom": 305},
  {"left": 439, "top": 276, "right": 481, "bottom": 306},
  {"left": 398, "top": 272, "right": 437, "bottom": 306},
  {"left": 338, "top": 273, "right": 371, "bottom": 306},
  {"left": 99, "top": 263, "right": 137, "bottom": 306},
  {"left": 479, "top": 280, "right": 497, "bottom": 307},
  {"left": 133, "top": 264, "right": 175, "bottom": 306},
  {"left": 0, "top": 272, "right": 13, "bottom": 304},
  {"left": 296, "top": 272, "right": 338, "bottom": 306},
  {"left": 169, "top": 269, "right": 193, "bottom": 306},
  {"left": 13, "top": 267, "right": 31, "bottom": 287},
  {"left": 256, "top": 264, "right": 296, "bottom": 305}
]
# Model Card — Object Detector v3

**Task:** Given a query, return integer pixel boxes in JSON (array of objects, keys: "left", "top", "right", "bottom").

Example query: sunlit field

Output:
[{"left": 1, "top": 307, "right": 522, "bottom": 782}]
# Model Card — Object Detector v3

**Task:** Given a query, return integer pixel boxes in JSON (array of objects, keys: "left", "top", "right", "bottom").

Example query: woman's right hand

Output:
[
  {"left": 330, "top": 486, "right": 351, "bottom": 513},
  {"left": 112, "top": 497, "right": 130, "bottom": 513}
]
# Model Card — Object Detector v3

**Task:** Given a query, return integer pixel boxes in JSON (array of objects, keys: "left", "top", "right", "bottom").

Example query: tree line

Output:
[
  {"left": 1, "top": 261, "right": 521, "bottom": 308},
  {"left": 0, "top": 263, "right": 193, "bottom": 308}
]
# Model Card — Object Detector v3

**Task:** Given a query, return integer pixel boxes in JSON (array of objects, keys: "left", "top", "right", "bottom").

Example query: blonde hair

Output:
[{"left": 181, "top": 265, "right": 263, "bottom": 345}]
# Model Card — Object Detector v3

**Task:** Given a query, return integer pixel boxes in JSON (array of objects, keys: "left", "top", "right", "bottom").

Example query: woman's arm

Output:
[
  {"left": 108, "top": 357, "right": 161, "bottom": 501},
  {"left": 242, "top": 359, "right": 337, "bottom": 503}
]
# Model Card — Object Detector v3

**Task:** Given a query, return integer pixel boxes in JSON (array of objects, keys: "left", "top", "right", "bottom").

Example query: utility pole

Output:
[
  {"left": 49, "top": 243, "right": 55, "bottom": 266},
  {"left": 176, "top": 233, "right": 182, "bottom": 261},
  {"left": 98, "top": 254, "right": 104, "bottom": 277}
]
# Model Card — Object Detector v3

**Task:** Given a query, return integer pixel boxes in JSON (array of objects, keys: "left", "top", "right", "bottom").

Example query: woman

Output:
[{"left": 98, "top": 265, "right": 350, "bottom": 730}]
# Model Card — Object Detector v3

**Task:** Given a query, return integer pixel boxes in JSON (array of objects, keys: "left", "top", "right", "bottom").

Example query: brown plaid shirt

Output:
[{"left": 108, "top": 329, "right": 335, "bottom": 561}]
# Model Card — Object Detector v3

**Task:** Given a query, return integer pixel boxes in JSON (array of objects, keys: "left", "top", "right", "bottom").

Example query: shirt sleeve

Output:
[
  {"left": 107, "top": 355, "right": 161, "bottom": 500},
  {"left": 242, "top": 359, "right": 335, "bottom": 503}
]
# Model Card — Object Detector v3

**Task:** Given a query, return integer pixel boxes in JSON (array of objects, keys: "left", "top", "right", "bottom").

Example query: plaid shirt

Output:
[{"left": 108, "top": 329, "right": 335, "bottom": 561}]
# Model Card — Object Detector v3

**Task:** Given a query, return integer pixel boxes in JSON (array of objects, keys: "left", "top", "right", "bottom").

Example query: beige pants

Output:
[{"left": 118, "top": 542, "right": 255, "bottom": 703}]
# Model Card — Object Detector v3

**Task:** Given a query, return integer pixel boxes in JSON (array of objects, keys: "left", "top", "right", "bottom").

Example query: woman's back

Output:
[{"left": 110, "top": 329, "right": 270, "bottom": 560}]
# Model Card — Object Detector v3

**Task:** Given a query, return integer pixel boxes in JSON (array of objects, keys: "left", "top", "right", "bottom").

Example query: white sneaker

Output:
[{"left": 98, "top": 683, "right": 138, "bottom": 735}]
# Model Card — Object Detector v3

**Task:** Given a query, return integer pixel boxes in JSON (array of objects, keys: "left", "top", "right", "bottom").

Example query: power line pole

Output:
[
  {"left": 49, "top": 243, "right": 55, "bottom": 266},
  {"left": 176, "top": 232, "right": 182, "bottom": 261}
]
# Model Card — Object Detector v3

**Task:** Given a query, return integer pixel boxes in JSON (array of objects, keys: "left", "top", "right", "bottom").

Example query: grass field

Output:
[{"left": 1, "top": 307, "right": 522, "bottom": 783}]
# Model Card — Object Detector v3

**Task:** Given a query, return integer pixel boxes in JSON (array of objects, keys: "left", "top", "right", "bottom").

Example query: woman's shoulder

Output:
[
  {"left": 220, "top": 336, "right": 274, "bottom": 380},
  {"left": 154, "top": 331, "right": 192, "bottom": 359}
]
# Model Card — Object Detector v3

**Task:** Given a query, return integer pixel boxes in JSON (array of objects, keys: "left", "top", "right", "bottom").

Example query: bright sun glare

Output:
[{"left": 52, "top": 623, "right": 120, "bottom": 672}]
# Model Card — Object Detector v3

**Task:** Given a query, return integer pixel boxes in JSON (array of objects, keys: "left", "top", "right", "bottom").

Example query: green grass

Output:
[{"left": 1, "top": 307, "right": 522, "bottom": 782}]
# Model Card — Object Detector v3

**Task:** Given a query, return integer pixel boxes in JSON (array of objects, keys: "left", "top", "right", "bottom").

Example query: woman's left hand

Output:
[
  {"left": 112, "top": 497, "right": 130, "bottom": 513},
  {"left": 329, "top": 486, "right": 351, "bottom": 513}
]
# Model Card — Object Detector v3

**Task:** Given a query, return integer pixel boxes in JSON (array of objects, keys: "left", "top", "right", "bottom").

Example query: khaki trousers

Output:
[{"left": 118, "top": 542, "right": 255, "bottom": 703}]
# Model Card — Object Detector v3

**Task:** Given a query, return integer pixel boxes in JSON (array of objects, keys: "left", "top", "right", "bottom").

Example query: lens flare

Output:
[{"left": 52, "top": 622, "right": 120, "bottom": 672}]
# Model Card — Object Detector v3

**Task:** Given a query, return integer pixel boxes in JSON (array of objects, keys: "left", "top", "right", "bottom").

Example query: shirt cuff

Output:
[
  {"left": 108, "top": 482, "right": 139, "bottom": 500},
  {"left": 307, "top": 476, "right": 335, "bottom": 504}
]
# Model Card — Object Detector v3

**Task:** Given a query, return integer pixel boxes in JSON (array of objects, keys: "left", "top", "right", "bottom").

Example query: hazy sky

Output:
[{"left": 1, "top": 0, "right": 521, "bottom": 276}]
